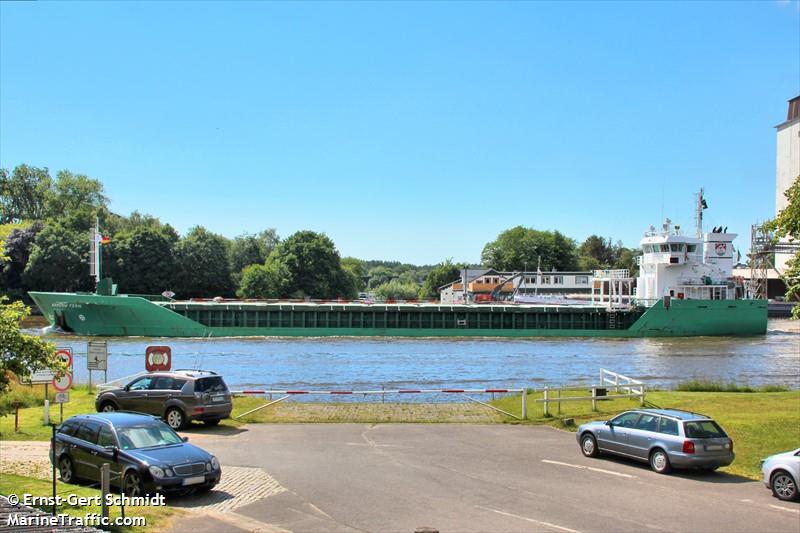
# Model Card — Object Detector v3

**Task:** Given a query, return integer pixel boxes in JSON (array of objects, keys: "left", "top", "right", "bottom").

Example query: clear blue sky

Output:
[{"left": 2, "top": 1, "right": 798, "bottom": 265}]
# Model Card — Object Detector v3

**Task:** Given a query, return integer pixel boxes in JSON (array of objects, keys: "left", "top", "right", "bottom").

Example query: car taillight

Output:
[
  {"left": 683, "top": 440, "right": 695, "bottom": 454},
  {"left": 194, "top": 407, "right": 205, "bottom": 413}
]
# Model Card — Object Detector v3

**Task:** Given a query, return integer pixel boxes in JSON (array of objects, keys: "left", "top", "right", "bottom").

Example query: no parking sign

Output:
[{"left": 52, "top": 347, "right": 73, "bottom": 392}]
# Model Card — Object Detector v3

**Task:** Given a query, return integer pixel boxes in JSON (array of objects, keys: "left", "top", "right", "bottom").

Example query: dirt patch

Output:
[{"left": 237, "top": 402, "right": 505, "bottom": 423}]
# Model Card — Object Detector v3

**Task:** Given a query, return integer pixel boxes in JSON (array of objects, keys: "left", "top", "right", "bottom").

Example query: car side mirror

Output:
[
  {"left": 605, "top": 420, "right": 613, "bottom": 426},
  {"left": 103, "top": 445, "right": 118, "bottom": 459},
  {"left": 182, "top": 437, "right": 189, "bottom": 442}
]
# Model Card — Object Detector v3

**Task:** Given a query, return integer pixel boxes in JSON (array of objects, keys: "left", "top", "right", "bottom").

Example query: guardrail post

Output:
[
  {"left": 591, "top": 387, "right": 597, "bottom": 411},
  {"left": 521, "top": 389, "right": 527, "bottom": 420},
  {"left": 614, "top": 373, "right": 619, "bottom": 394},
  {"left": 543, "top": 387, "right": 549, "bottom": 417},
  {"left": 640, "top": 384, "right": 646, "bottom": 406}
]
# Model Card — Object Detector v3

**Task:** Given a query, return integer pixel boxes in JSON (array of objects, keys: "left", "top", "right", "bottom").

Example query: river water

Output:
[{"left": 25, "top": 319, "right": 800, "bottom": 398}]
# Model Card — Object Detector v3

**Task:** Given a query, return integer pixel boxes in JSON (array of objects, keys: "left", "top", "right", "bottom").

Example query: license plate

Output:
[
  {"left": 182, "top": 476, "right": 205, "bottom": 486},
  {"left": 705, "top": 445, "right": 722, "bottom": 451},
  {"left": 212, "top": 395, "right": 224, "bottom": 403}
]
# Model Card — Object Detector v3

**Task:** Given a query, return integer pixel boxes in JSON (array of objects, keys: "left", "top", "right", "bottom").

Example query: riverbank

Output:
[{"left": 2, "top": 383, "right": 797, "bottom": 479}]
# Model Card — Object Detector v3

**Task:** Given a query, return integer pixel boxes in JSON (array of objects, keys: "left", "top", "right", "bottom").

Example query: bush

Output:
[{"left": 675, "top": 379, "right": 788, "bottom": 393}]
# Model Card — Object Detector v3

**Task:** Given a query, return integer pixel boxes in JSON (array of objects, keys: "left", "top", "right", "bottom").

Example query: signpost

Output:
[
  {"left": 53, "top": 348, "right": 73, "bottom": 423},
  {"left": 54, "top": 392, "right": 70, "bottom": 404},
  {"left": 87, "top": 340, "right": 108, "bottom": 389},
  {"left": 145, "top": 346, "right": 172, "bottom": 372}
]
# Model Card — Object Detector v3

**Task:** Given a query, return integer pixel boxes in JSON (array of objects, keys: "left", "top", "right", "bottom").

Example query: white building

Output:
[{"left": 775, "top": 96, "right": 800, "bottom": 274}]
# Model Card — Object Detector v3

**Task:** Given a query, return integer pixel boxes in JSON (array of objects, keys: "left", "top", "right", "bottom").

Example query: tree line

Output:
[{"left": 2, "top": 164, "right": 640, "bottom": 302}]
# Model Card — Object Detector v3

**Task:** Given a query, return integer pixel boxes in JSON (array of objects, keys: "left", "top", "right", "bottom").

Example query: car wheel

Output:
[
  {"left": 771, "top": 470, "right": 798, "bottom": 501},
  {"left": 203, "top": 419, "right": 221, "bottom": 427},
  {"left": 580, "top": 433, "right": 599, "bottom": 458},
  {"left": 165, "top": 408, "right": 186, "bottom": 430},
  {"left": 649, "top": 449, "right": 672, "bottom": 474},
  {"left": 100, "top": 401, "right": 116, "bottom": 412},
  {"left": 59, "top": 456, "right": 76, "bottom": 484},
  {"left": 123, "top": 470, "right": 145, "bottom": 498}
]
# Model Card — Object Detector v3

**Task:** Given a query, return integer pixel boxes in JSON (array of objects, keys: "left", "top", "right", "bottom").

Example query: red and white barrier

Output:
[{"left": 232, "top": 387, "right": 527, "bottom": 420}]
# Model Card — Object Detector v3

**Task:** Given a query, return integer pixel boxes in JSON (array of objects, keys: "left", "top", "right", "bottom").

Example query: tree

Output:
[
  {"left": 0, "top": 299, "right": 60, "bottom": 414},
  {"left": 341, "top": 257, "right": 366, "bottom": 292},
  {"left": 374, "top": 279, "right": 419, "bottom": 300},
  {"left": 173, "top": 226, "right": 234, "bottom": 298},
  {"left": 420, "top": 259, "right": 465, "bottom": 299},
  {"left": 44, "top": 170, "right": 108, "bottom": 232},
  {"left": 367, "top": 266, "right": 395, "bottom": 289},
  {"left": 229, "top": 229, "right": 280, "bottom": 275},
  {"left": 107, "top": 226, "right": 178, "bottom": 294},
  {"left": 0, "top": 222, "right": 44, "bottom": 298},
  {"left": 481, "top": 226, "right": 579, "bottom": 271},
  {"left": 237, "top": 262, "right": 290, "bottom": 298},
  {"left": 265, "top": 230, "right": 355, "bottom": 299},
  {"left": 23, "top": 224, "right": 94, "bottom": 292},
  {"left": 768, "top": 175, "right": 800, "bottom": 318},
  {"left": 0, "top": 165, "right": 52, "bottom": 223}
]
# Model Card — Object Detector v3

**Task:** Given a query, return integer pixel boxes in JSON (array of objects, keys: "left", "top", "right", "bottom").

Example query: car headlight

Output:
[
  {"left": 149, "top": 466, "right": 165, "bottom": 479},
  {"left": 211, "top": 456, "right": 219, "bottom": 470},
  {"left": 164, "top": 468, "right": 173, "bottom": 477}
]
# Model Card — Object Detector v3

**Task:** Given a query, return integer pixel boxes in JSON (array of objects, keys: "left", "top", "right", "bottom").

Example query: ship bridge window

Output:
[
  {"left": 660, "top": 244, "right": 670, "bottom": 252},
  {"left": 670, "top": 244, "right": 684, "bottom": 252},
  {"left": 687, "top": 244, "right": 697, "bottom": 253}
]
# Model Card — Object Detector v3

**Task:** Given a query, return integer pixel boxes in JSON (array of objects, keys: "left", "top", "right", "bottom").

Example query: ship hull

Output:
[{"left": 27, "top": 292, "right": 768, "bottom": 338}]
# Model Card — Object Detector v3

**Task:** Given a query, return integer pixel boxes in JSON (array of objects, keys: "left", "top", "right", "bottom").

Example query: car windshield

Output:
[
  {"left": 684, "top": 420, "right": 727, "bottom": 439},
  {"left": 116, "top": 424, "right": 183, "bottom": 450}
]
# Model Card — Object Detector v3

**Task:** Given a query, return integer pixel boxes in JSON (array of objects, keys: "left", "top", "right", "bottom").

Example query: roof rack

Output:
[
  {"left": 659, "top": 408, "right": 709, "bottom": 419},
  {"left": 172, "top": 369, "right": 218, "bottom": 375}
]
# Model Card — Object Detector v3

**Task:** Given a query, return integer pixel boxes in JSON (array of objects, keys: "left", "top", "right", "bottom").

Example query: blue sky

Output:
[{"left": 1, "top": 1, "right": 798, "bottom": 265}]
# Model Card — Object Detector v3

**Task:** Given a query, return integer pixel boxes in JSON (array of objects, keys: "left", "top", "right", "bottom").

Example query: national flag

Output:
[{"left": 100, "top": 235, "right": 111, "bottom": 245}]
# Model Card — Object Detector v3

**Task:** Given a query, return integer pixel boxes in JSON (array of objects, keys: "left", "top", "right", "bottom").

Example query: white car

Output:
[{"left": 761, "top": 448, "right": 800, "bottom": 501}]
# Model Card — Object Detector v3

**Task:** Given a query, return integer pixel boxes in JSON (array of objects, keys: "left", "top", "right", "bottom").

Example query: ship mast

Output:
[{"left": 695, "top": 187, "right": 706, "bottom": 238}]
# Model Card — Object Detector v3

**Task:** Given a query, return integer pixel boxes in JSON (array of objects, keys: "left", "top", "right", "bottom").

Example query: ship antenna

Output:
[{"left": 695, "top": 187, "right": 705, "bottom": 238}]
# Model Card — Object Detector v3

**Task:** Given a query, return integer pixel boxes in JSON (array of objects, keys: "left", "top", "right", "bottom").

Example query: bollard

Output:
[
  {"left": 543, "top": 387, "right": 549, "bottom": 417},
  {"left": 13, "top": 402, "right": 22, "bottom": 432},
  {"left": 100, "top": 463, "right": 110, "bottom": 520},
  {"left": 44, "top": 399, "right": 50, "bottom": 425}
]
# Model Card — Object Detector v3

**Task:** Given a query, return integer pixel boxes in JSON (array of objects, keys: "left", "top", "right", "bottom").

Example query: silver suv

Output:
[
  {"left": 577, "top": 409, "right": 734, "bottom": 474},
  {"left": 95, "top": 370, "right": 233, "bottom": 430}
]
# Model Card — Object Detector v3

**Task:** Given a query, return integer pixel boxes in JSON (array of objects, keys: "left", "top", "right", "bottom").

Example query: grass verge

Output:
[{"left": 0, "top": 473, "right": 180, "bottom": 532}]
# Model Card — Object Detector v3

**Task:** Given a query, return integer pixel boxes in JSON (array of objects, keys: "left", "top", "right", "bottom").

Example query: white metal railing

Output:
[
  {"left": 535, "top": 369, "right": 646, "bottom": 416},
  {"left": 593, "top": 269, "right": 630, "bottom": 279},
  {"left": 600, "top": 368, "right": 645, "bottom": 396}
]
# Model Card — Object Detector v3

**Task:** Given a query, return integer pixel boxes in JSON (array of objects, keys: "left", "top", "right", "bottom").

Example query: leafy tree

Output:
[
  {"left": 107, "top": 226, "right": 178, "bottom": 294},
  {"left": 420, "top": 259, "right": 466, "bottom": 299},
  {"left": 0, "top": 299, "right": 60, "bottom": 415},
  {"left": 578, "top": 235, "right": 615, "bottom": 270},
  {"left": 367, "top": 266, "right": 395, "bottom": 289},
  {"left": 173, "top": 226, "right": 234, "bottom": 298},
  {"left": 229, "top": 229, "right": 280, "bottom": 275},
  {"left": 481, "top": 226, "right": 579, "bottom": 272},
  {"left": 0, "top": 165, "right": 52, "bottom": 223},
  {"left": 341, "top": 257, "right": 367, "bottom": 292},
  {"left": 44, "top": 170, "right": 108, "bottom": 232},
  {"left": 767, "top": 175, "right": 800, "bottom": 318},
  {"left": 0, "top": 222, "right": 44, "bottom": 298},
  {"left": 237, "top": 262, "right": 290, "bottom": 298},
  {"left": 374, "top": 279, "right": 420, "bottom": 300},
  {"left": 23, "top": 224, "right": 94, "bottom": 292},
  {"left": 265, "top": 230, "right": 355, "bottom": 299}
]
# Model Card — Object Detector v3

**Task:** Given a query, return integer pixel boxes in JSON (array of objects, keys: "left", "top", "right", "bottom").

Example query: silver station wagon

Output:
[{"left": 576, "top": 409, "right": 734, "bottom": 474}]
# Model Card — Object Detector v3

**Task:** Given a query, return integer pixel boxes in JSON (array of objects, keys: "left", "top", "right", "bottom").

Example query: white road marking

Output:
[
  {"left": 739, "top": 499, "right": 753, "bottom": 503},
  {"left": 542, "top": 459, "right": 635, "bottom": 479},
  {"left": 768, "top": 504, "right": 800, "bottom": 514},
  {"left": 475, "top": 505, "right": 582, "bottom": 533}
]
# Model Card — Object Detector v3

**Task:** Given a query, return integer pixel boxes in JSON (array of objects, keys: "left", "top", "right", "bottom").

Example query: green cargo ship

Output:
[
  {"left": 27, "top": 210, "right": 769, "bottom": 338},
  {"left": 28, "top": 290, "right": 766, "bottom": 338}
]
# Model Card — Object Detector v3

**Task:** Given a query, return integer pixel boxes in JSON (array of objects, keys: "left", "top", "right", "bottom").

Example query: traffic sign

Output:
[
  {"left": 54, "top": 392, "right": 70, "bottom": 404},
  {"left": 52, "top": 347, "right": 73, "bottom": 392},
  {"left": 145, "top": 346, "right": 172, "bottom": 372},
  {"left": 87, "top": 341, "right": 108, "bottom": 370},
  {"left": 29, "top": 370, "right": 55, "bottom": 384}
]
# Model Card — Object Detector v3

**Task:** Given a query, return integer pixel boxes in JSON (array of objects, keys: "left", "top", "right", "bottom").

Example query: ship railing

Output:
[{"left": 592, "top": 269, "right": 631, "bottom": 279}]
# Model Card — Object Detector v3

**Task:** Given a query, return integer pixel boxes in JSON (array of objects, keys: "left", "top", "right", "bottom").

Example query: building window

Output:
[
  {"left": 575, "top": 276, "right": 589, "bottom": 284},
  {"left": 541, "top": 276, "right": 551, "bottom": 284},
  {"left": 552, "top": 276, "right": 563, "bottom": 284}
]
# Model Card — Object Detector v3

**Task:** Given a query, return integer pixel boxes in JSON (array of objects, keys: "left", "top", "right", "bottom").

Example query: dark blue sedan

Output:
[{"left": 50, "top": 412, "right": 221, "bottom": 495}]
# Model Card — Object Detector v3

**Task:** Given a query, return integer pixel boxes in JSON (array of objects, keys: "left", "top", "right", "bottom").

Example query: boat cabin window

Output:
[
  {"left": 660, "top": 244, "right": 670, "bottom": 252},
  {"left": 687, "top": 244, "right": 697, "bottom": 253},
  {"left": 670, "top": 244, "right": 684, "bottom": 252}
]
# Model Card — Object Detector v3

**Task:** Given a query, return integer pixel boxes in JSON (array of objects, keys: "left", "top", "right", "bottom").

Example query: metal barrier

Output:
[
  {"left": 232, "top": 387, "right": 528, "bottom": 420},
  {"left": 600, "top": 368, "right": 645, "bottom": 396},
  {"left": 537, "top": 384, "right": 646, "bottom": 416}
]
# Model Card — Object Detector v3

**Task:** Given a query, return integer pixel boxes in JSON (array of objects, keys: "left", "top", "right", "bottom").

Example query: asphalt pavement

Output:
[{"left": 183, "top": 424, "right": 799, "bottom": 533}]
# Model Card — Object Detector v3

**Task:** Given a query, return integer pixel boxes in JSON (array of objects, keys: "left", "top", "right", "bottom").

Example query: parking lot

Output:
[{"left": 177, "top": 423, "right": 800, "bottom": 533}]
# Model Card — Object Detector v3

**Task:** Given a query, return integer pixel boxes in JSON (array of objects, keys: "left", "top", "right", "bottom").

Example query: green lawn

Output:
[
  {"left": 0, "top": 473, "right": 180, "bottom": 532},
  {"left": 491, "top": 388, "right": 800, "bottom": 479}
]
